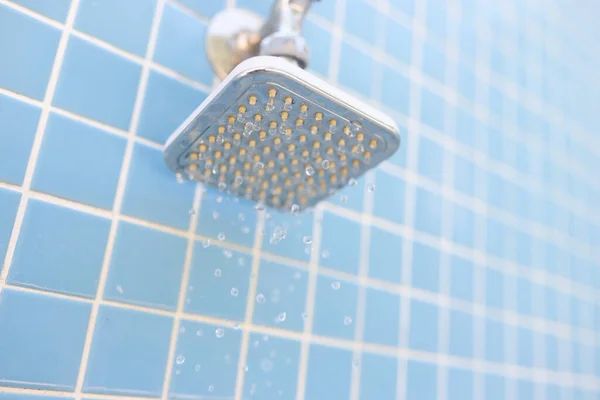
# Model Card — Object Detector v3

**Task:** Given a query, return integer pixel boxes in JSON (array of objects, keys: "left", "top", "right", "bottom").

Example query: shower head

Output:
[{"left": 164, "top": 56, "right": 400, "bottom": 211}]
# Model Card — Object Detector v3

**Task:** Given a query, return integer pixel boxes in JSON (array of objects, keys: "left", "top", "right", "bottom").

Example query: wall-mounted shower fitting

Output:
[{"left": 164, "top": 0, "right": 401, "bottom": 212}]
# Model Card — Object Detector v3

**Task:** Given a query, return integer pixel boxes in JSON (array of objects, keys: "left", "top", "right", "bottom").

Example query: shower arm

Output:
[{"left": 205, "top": 0, "right": 320, "bottom": 78}]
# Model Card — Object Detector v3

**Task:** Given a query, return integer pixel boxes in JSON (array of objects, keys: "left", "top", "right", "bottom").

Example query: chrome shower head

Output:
[{"left": 164, "top": 56, "right": 400, "bottom": 211}]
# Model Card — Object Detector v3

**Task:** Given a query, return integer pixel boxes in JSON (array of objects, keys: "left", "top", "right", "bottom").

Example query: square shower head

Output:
[{"left": 164, "top": 56, "right": 400, "bottom": 212}]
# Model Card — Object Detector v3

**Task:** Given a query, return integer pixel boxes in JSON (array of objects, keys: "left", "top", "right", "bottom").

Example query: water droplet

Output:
[
  {"left": 238, "top": 213, "right": 245, "bottom": 221},
  {"left": 116, "top": 285, "right": 123, "bottom": 294},
  {"left": 290, "top": 204, "right": 300, "bottom": 215},
  {"left": 176, "top": 355, "right": 185, "bottom": 365},
  {"left": 175, "top": 369, "right": 180, "bottom": 375},
  {"left": 305, "top": 166, "right": 315, "bottom": 176},
  {"left": 255, "top": 161, "right": 264, "bottom": 170},
  {"left": 216, "top": 196, "right": 223, "bottom": 203},
  {"left": 217, "top": 135, "right": 225, "bottom": 144},
  {"left": 321, "top": 159, "right": 330, "bottom": 169},
  {"left": 321, "top": 250, "right": 330, "bottom": 258},
  {"left": 179, "top": 326, "right": 186, "bottom": 334},
  {"left": 196, "top": 329, "right": 203, "bottom": 336},
  {"left": 340, "top": 195, "right": 348, "bottom": 203},
  {"left": 260, "top": 358, "right": 273, "bottom": 372},
  {"left": 352, "top": 359, "right": 361, "bottom": 368},
  {"left": 238, "top": 257, "right": 246, "bottom": 266},
  {"left": 188, "top": 208, "right": 196, "bottom": 215},
  {"left": 256, "top": 293, "right": 266, "bottom": 303},
  {"left": 234, "top": 176, "right": 243, "bottom": 186},
  {"left": 300, "top": 110, "right": 308, "bottom": 119},
  {"left": 214, "top": 268, "right": 222, "bottom": 277},
  {"left": 242, "top": 226, "right": 251, "bottom": 234},
  {"left": 233, "top": 322, "right": 241, "bottom": 330},
  {"left": 262, "top": 335, "right": 269, "bottom": 342},
  {"left": 244, "top": 122, "right": 253, "bottom": 135},
  {"left": 279, "top": 123, "right": 288, "bottom": 135},
  {"left": 301, "top": 312, "right": 308, "bottom": 320},
  {"left": 208, "top": 384, "right": 215, "bottom": 392},
  {"left": 215, "top": 328, "right": 225, "bottom": 338},
  {"left": 303, "top": 236, "right": 313, "bottom": 244},
  {"left": 266, "top": 101, "right": 275, "bottom": 113},
  {"left": 237, "top": 112, "right": 245, "bottom": 122},
  {"left": 344, "top": 316, "right": 353, "bottom": 325},
  {"left": 195, "top": 364, "right": 201, "bottom": 372},
  {"left": 225, "top": 354, "right": 231, "bottom": 363},
  {"left": 218, "top": 181, "right": 227, "bottom": 191},
  {"left": 331, "top": 281, "right": 341, "bottom": 290},
  {"left": 276, "top": 312, "right": 286, "bottom": 322},
  {"left": 231, "top": 287, "right": 239, "bottom": 297},
  {"left": 255, "top": 203, "right": 265, "bottom": 211},
  {"left": 212, "top": 211, "right": 220, "bottom": 220},
  {"left": 368, "top": 183, "right": 376, "bottom": 192},
  {"left": 283, "top": 103, "right": 292, "bottom": 111},
  {"left": 244, "top": 365, "right": 249, "bottom": 372},
  {"left": 293, "top": 271, "right": 302, "bottom": 280},
  {"left": 203, "top": 239, "right": 211, "bottom": 248},
  {"left": 349, "top": 178, "right": 358, "bottom": 186},
  {"left": 218, "top": 232, "right": 226, "bottom": 241}
]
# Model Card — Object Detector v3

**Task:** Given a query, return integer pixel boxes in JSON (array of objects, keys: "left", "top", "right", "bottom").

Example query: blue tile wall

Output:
[{"left": 1, "top": 0, "right": 599, "bottom": 399}]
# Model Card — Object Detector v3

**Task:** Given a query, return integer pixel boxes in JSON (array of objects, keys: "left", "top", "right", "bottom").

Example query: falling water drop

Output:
[
  {"left": 176, "top": 355, "right": 185, "bottom": 365},
  {"left": 331, "top": 281, "right": 341, "bottom": 290},
  {"left": 231, "top": 287, "right": 239, "bottom": 297},
  {"left": 276, "top": 312, "right": 287, "bottom": 322},
  {"left": 256, "top": 293, "right": 266, "bottom": 303},
  {"left": 344, "top": 316, "right": 353, "bottom": 325},
  {"left": 215, "top": 328, "right": 225, "bottom": 338}
]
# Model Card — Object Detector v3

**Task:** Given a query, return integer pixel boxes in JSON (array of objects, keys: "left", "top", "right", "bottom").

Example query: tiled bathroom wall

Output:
[{"left": 1, "top": 0, "right": 599, "bottom": 399}]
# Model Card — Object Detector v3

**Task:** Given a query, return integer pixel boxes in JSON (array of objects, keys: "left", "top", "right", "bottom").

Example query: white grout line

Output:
[
  {"left": 73, "top": 2, "right": 166, "bottom": 398},
  {"left": 396, "top": 0, "right": 426, "bottom": 397},
  {"left": 0, "top": 0, "right": 79, "bottom": 297},
  {"left": 233, "top": 210, "right": 266, "bottom": 400},
  {"left": 161, "top": 183, "right": 202, "bottom": 399}
]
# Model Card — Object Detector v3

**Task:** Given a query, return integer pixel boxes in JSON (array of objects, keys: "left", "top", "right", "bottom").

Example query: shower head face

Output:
[{"left": 164, "top": 56, "right": 400, "bottom": 211}]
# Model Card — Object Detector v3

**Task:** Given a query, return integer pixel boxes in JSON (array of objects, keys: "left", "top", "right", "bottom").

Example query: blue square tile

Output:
[
  {"left": 381, "top": 66, "right": 410, "bottom": 116},
  {"left": 411, "top": 241, "right": 440, "bottom": 292},
  {"left": 83, "top": 305, "right": 172, "bottom": 396},
  {"left": 305, "top": 344, "right": 353, "bottom": 400},
  {"left": 0, "top": 94, "right": 40, "bottom": 185},
  {"left": 457, "top": 64, "right": 476, "bottom": 103},
  {"left": 453, "top": 154, "right": 475, "bottom": 196},
  {"left": 0, "top": 395, "right": 68, "bottom": 400},
  {"left": 486, "top": 127, "right": 503, "bottom": 162},
  {"left": 484, "top": 268, "right": 504, "bottom": 308},
  {"left": 9, "top": 199, "right": 110, "bottom": 297},
  {"left": 104, "top": 222, "right": 187, "bottom": 310},
  {"left": 422, "top": 41, "right": 445, "bottom": 82},
  {"left": 544, "top": 286, "right": 558, "bottom": 322},
  {"left": 409, "top": 299, "right": 438, "bottom": 352},
  {"left": 373, "top": 171, "right": 405, "bottom": 224},
  {"left": 425, "top": 1, "right": 446, "bottom": 37},
  {"left": 417, "top": 135, "right": 443, "bottom": 183},
  {"left": 484, "top": 318, "right": 504, "bottom": 363},
  {"left": 406, "top": 360, "right": 437, "bottom": 400},
  {"left": 177, "top": 0, "right": 226, "bottom": 18},
  {"left": 236, "top": 0, "right": 271, "bottom": 17},
  {"left": 390, "top": 0, "right": 414, "bottom": 15},
  {"left": 327, "top": 174, "right": 365, "bottom": 212},
  {"left": 486, "top": 172, "right": 505, "bottom": 211},
  {"left": 360, "top": 353, "right": 398, "bottom": 399},
  {"left": 485, "top": 374, "right": 505, "bottom": 400},
  {"left": 32, "top": 113, "right": 126, "bottom": 209},
  {"left": 262, "top": 209, "right": 314, "bottom": 262},
  {"left": 310, "top": 0, "right": 335, "bottom": 20},
  {"left": 452, "top": 202, "right": 475, "bottom": 248},
  {"left": 517, "top": 327, "right": 533, "bottom": 367},
  {"left": 185, "top": 243, "right": 252, "bottom": 321},
  {"left": 0, "top": 188, "right": 20, "bottom": 275},
  {"left": 364, "top": 289, "right": 400, "bottom": 346},
  {"left": 486, "top": 217, "right": 506, "bottom": 258},
  {"left": 197, "top": 189, "right": 257, "bottom": 248},
  {"left": 312, "top": 275, "right": 358, "bottom": 340},
  {"left": 169, "top": 320, "right": 241, "bottom": 398},
  {"left": 455, "top": 108, "right": 476, "bottom": 147},
  {"left": 488, "top": 86, "right": 504, "bottom": 117},
  {"left": 516, "top": 277, "right": 532, "bottom": 316},
  {"left": 0, "top": 288, "right": 91, "bottom": 390},
  {"left": 243, "top": 333, "right": 301, "bottom": 399},
  {"left": 0, "top": 5, "right": 61, "bottom": 99},
  {"left": 449, "top": 256, "right": 474, "bottom": 302},
  {"left": 11, "top": 0, "right": 71, "bottom": 21},
  {"left": 385, "top": 19, "right": 412, "bottom": 64},
  {"left": 345, "top": 0, "right": 378, "bottom": 44},
  {"left": 75, "top": 0, "right": 156, "bottom": 56},
  {"left": 447, "top": 367, "right": 473, "bottom": 400},
  {"left": 414, "top": 186, "right": 442, "bottom": 237},
  {"left": 53, "top": 37, "right": 141, "bottom": 130},
  {"left": 368, "top": 227, "right": 403, "bottom": 283},
  {"left": 389, "top": 125, "right": 409, "bottom": 168},
  {"left": 122, "top": 143, "right": 195, "bottom": 229},
  {"left": 517, "top": 379, "right": 534, "bottom": 400},
  {"left": 137, "top": 70, "right": 207, "bottom": 144},
  {"left": 338, "top": 41, "right": 373, "bottom": 98},
  {"left": 420, "top": 88, "right": 444, "bottom": 131},
  {"left": 448, "top": 309, "right": 473, "bottom": 358},
  {"left": 319, "top": 212, "right": 361, "bottom": 274},
  {"left": 303, "top": 19, "right": 332, "bottom": 77},
  {"left": 153, "top": 4, "right": 213, "bottom": 86},
  {"left": 253, "top": 259, "right": 308, "bottom": 332}
]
